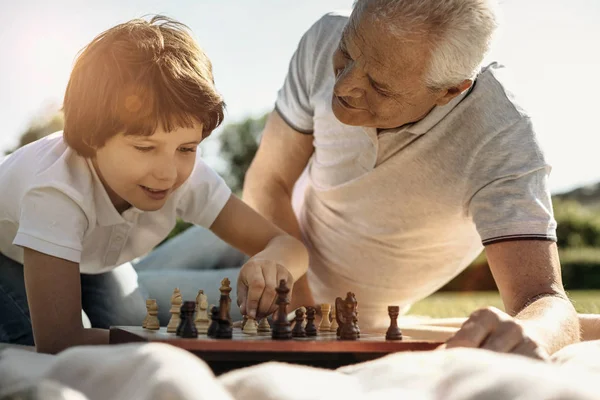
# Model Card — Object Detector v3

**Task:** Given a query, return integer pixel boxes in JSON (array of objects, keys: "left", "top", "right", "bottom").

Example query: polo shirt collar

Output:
[
  {"left": 86, "top": 159, "right": 140, "bottom": 226},
  {"left": 402, "top": 82, "right": 475, "bottom": 136}
]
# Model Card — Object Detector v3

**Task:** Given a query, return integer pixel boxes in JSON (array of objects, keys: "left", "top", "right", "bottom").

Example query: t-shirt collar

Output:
[{"left": 385, "top": 82, "right": 475, "bottom": 136}]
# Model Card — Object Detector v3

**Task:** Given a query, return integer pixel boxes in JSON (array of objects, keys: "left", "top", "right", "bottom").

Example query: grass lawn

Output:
[{"left": 407, "top": 290, "right": 600, "bottom": 318}]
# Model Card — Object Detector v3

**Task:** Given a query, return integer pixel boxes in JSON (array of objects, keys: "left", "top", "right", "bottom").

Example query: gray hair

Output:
[{"left": 353, "top": 0, "right": 499, "bottom": 91}]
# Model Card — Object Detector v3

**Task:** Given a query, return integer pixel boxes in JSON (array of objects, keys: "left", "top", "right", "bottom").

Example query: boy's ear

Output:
[{"left": 435, "top": 79, "right": 473, "bottom": 106}]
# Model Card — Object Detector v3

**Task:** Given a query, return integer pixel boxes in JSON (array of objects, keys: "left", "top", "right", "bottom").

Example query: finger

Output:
[
  {"left": 257, "top": 264, "right": 278, "bottom": 319},
  {"left": 511, "top": 339, "right": 548, "bottom": 361},
  {"left": 445, "top": 310, "right": 499, "bottom": 349},
  {"left": 236, "top": 281, "right": 248, "bottom": 316},
  {"left": 481, "top": 322, "right": 524, "bottom": 353},
  {"left": 243, "top": 263, "right": 266, "bottom": 319}
]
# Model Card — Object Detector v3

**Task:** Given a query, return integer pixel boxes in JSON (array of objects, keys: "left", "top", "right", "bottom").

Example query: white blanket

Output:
[{"left": 1, "top": 341, "right": 599, "bottom": 400}]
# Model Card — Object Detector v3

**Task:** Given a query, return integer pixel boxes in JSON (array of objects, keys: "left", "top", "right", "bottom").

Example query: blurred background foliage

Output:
[{"left": 10, "top": 109, "right": 600, "bottom": 291}]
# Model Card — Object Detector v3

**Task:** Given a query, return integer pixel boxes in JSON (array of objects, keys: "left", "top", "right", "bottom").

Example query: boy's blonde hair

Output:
[{"left": 63, "top": 15, "right": 225, "bottom": 157}]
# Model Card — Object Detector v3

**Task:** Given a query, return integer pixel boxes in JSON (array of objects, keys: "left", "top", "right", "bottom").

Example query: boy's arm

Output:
[
  {"left": 209, "top": 194, "right": 309, "bottom": 319},
  {"left": 23, "top": 248, "right": 107, "bottom": 354}
]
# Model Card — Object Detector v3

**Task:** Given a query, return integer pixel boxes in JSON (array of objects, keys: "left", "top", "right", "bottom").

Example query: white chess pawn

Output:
[
  {"left": 194, "top": 290, "right": 209, "bottom": 334},
  {"left": 243, "top": 316, "right": 259, "bottom": 335},
  {"left": 329, "top": 304, "right": 339, "bottom": 333},
  {"left": 167, "top": 288, "right": 182, "bottom": 333},
  {"left": 319, "top": 304, "right": 331, "bottom": 331},
  {"left": 258, "top": 317, "right": 271, "bottom": 334}
]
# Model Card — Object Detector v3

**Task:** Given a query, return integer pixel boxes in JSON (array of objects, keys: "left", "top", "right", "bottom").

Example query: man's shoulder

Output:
[
  {"left": 471, "top": 62, "right": 531, "bottom": 125},
  {"left": 305, "top": 10, "right": 349, "bottom": 52}
]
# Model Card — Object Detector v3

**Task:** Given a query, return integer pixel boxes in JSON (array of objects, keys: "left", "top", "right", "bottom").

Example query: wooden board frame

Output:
[{"left": 110, "top": 326, "right": 442, "bottom": 374}]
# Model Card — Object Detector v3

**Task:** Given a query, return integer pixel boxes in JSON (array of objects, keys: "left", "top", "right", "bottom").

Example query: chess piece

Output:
[
  {"left": 145, "top": 299, "right": 160, "bottom": 330},
  {"left": 385, "top": 305, "right": 403, "bottom": 340},
  {"left": 194, "top": 290, "right": 210, "bottom": 334},
  {"left": 142, "top": 300, "right": 150, "bottom": 328},
  {"left": 318, "top": 304, "right": 331, "bottom": 331},
  {"left": 352, "top": 293, "right": 360, "bottom": 338},
  {"left": 272, "top": 279, "right": 292, "bottom": 340},
  {"left": 207, "top": 306, "right": 219, "bottom": 337},
  {"left": 336, "top": 293, "right": 359, "bottom": 340},
  {"left": 177, "top": 301, "right": 198, "bottom": 338},
  {"left": 215, "top": 286, "right": 233, "bottom": 339},
  {"left": 258, "top": 317, "right": 271, "bottom": 334},
  {"left": 243, "top": 316, "right": 258, "bottom": 335},
  {"left": 329, "top": 303, "right": 339, "bottom": 333},
  {"left": 292, "top": 308, "right": 307, "bottom": 337},
  {"left": 305, "top": 306, "right": 317, "bottom": 337},
  {"left": 334, "top": 301, "right": 343, "bottom": 337},
  {"left": 167, "top": 288, "right": 182, "bottom": 333},
  {"left": 220, "top": 278, "right": 232, "bottom": 323}
]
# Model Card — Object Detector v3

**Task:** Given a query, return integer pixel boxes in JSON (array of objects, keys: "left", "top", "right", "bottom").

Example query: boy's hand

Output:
[{"left": 237, "top": 258, "right": 294, "bottom": 319}]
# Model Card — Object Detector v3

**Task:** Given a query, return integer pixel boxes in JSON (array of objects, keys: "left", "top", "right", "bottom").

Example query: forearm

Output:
[
  {"left": 243, "top": 170, "right": 303, "bottom": 242},
  {"left": 252, "top": 234, "right": 309, "bottom": 281},
  {"left": 37, "top": 327, "right": 108, "bottom": 354},
  {"left": 516, "top": 295, "right": 580, "bottom": 354}
]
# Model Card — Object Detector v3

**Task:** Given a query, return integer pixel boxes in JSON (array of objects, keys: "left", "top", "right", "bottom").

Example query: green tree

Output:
[
  {"left": 216, "top": 113, "right": 267, "bottom": 194},
  {"left": 7, "top": 111, "right": 64, "bottom": 154}
]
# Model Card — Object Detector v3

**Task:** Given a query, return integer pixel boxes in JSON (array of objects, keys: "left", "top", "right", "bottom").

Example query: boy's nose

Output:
[{"left": 153, "top": 157, "right": 178, "bottom": 183}]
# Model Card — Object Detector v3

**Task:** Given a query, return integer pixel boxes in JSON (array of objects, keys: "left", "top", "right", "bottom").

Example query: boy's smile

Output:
[{"left": 91, "top": 122, "right": 204, "bottom": 213}]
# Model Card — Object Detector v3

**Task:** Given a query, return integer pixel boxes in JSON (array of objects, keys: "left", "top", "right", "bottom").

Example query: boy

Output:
[{"left": 0, "top": 16, "right": 308, "bottom": 354}]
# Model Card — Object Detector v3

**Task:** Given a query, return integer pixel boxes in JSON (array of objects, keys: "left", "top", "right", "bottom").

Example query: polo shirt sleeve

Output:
[
  {"left": 14, "top": 187, "right": 88, "bottom": 263},
  {"left": 274, "top": 18, "right": 323, "bottom": 134},
  {"left": 176, "top": 158, "right": 232, "bottom": 228},
  {"left": 467, "top": 117, "right": 557, "bottom": 245}
]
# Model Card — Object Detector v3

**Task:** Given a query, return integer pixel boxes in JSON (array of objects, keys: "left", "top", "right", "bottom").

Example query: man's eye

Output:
[
  {"left": 134, "top": 146, "right": 153, "bottom": 152},
  {"left": 339, "top": 47, "right": 352, "bottom": 60},
  {"left": 375, "top": 87, "right": 391, "bottom": 97}
]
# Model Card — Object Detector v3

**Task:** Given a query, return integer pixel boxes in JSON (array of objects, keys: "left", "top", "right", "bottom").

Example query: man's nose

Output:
[{"left": 333, "top": 63, "right": 363, "bottom": 98}]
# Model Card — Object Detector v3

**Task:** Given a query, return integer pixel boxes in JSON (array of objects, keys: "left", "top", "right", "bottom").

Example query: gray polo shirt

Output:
[{"left": 276, "top": 11, "right": 556, "bottom": 330}]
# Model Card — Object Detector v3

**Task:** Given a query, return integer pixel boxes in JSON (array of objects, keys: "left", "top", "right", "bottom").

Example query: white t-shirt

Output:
[
  {"left": 277, "top": 12, "right": 557, "bottom": 329},
  {"left": 0, "top": 131, "right": 231, "bottom": 274}
]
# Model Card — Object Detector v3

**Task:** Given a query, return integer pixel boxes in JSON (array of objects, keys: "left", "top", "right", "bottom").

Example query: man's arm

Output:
[
  {"left": 23, "top": 248, "right": 108, "bottom": 354},
  {"left": 446, "top": 240, "right": 579, "bottom": 357},
  {"left": 243, "top": 110, "right": 315, "bottom": 307},
  {"left": 487, "top": 240, "right": 579, "bottom": 352}
]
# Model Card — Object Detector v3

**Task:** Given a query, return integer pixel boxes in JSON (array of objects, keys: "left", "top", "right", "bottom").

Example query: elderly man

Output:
[{"left": 137, "top": 0, "right": 579, "bottom": 358}]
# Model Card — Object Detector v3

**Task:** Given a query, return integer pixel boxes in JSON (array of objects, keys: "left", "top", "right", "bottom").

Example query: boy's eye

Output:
[
  {"left": 178, "top": 147, "right": 197, "bottom": 153},
  {"left": 134, "top": 146, "right": 154, "bottom": 152}
]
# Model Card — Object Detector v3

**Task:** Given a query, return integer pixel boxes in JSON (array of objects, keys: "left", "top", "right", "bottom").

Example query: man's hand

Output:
[
  {"left": 236, "top": 257, "right": 294, "bottom": 320},
  {"left": 445, "top": 306, "right": 549, "bottom": 360}
]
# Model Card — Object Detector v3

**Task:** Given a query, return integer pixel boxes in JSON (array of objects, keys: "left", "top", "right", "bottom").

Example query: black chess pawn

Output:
[
  {"left": 292, "top": 308, "right": 307, "bottom": 337},
  {"left": 272, "top": 279, "right": 292, "bottom": 340},
  {"left": 385, "top": 305, "right": 403, "bottom": 340},
  {"left": 177, "top": 301, "right": 198, "bottom": 338},
  {"left": 305, "top": 306, "right": 317, "bottom": 337},
  {"left": 207, "top": 306, "right": 219, "bottom": 338}
]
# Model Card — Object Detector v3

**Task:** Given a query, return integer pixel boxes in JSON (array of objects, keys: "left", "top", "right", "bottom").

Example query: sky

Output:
[{"left": 0, "top": 0, "right": 599, "bottom": 194}]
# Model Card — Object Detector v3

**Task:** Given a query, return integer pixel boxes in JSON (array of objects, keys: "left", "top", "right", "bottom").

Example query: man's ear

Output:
[{"left": 435, "top": 79, "right": 473, "bottom": 106}]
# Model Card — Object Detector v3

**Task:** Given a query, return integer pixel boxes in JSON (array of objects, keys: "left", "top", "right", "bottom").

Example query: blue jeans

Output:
[
  {"left": 135, "top": 226, "right": 248, "bottom": 325},
  {"left": 0, "top": 253, "right": 147, "bottom": 346}
]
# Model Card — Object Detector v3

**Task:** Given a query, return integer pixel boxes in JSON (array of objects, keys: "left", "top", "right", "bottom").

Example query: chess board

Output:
[{"left": 110, "top": 326, "right": 442, "bottom": 374}]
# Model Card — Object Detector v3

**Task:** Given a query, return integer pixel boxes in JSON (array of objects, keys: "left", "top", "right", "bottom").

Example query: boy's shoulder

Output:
[{"left": 0, "top": 132, "right": 94, "bottom": 203}]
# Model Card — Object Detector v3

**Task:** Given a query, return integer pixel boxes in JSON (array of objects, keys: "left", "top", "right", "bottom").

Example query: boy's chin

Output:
[{"left": 130, "top": 198, "right": 168, "bottom": 212}]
